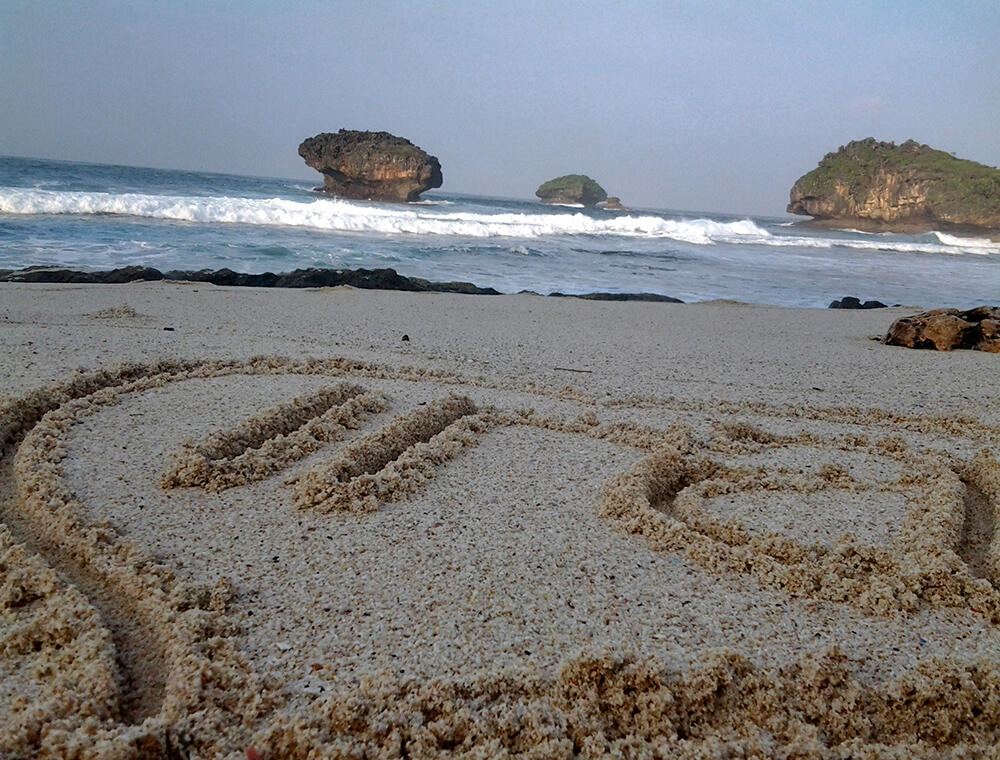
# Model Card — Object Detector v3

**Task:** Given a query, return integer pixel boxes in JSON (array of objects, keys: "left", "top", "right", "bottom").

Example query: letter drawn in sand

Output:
[
  {"left": 292, "top": 395, "right": 489, "bottom": 513},
  {"left": 160, "top": 382, "right": 387, "bottom": 491}
]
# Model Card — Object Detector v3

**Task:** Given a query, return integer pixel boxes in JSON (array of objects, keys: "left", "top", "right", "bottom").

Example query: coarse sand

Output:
[{"left": 2, "top": 281, "right": 1000, "bottom": 758}]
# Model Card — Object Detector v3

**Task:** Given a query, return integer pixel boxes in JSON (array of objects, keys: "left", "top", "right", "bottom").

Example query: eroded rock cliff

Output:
[
  {"left": 787, "top": 139, "right": 1000, "bottom": 233},
  {"left": 299, "top": 130, "right": 443, "bottom": 202}
]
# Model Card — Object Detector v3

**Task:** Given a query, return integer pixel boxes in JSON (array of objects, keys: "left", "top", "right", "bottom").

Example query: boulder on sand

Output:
[
  {"left": 884, "top": 306, "right": 1000, "bottom": 352},
  {"left": 828, "top": 297, "right": 887, "bottom": 309}
]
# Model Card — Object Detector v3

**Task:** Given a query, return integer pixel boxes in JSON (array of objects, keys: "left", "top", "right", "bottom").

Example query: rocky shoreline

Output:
[
  {"left": 0, "top": 265, "right": 687, "bottom": 302},
  {"left": 10, "top": 269, "right": 997, "bottom": 352},
  {"left": 0, "top": 265, "right": 497, "bottom": 294}
]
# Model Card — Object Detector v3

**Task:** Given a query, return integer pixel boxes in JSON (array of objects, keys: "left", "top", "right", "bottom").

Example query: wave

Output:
[
  {"left": 3, "top": 187, "right": 998, "bottom": 257},
  {"left": 932, "top": 231, "right": 1000, "bottom": 251},
  {"left": 408, "top": 198, "right": 456, "bottom": 206},
  {"left": 833, "top": 228, "right": 1000, "bottom": 254},
  {"left": 778, "top": 234, "right": 1000, "bottom": 256},
  {"left": 0, "top": 187, "right": 768, "bottom": 243}
]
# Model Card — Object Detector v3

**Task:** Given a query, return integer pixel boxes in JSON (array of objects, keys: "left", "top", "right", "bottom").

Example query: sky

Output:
[{"left": 2, "top": 0, "right": 998, "bottom": 216}]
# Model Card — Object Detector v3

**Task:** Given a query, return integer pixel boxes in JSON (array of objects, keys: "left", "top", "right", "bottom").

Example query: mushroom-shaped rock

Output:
[
  {"left": 535, "top": 175, "right": 608, "bottom": 207},
  {"left": 299, "top": 130, "right": 443, "bottom": 202}
]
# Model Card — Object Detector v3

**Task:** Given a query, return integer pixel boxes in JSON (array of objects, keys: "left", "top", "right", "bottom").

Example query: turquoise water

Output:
[{"left": 1, "top": 155, "right": 997, "bottom": 307}]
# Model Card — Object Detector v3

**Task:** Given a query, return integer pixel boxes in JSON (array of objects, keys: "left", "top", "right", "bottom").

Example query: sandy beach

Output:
[{"left": 2, "top": 281, "right": 1000, "bottom": 758}]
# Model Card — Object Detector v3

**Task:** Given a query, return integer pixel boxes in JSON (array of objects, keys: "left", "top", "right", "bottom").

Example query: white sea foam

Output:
[
  {"left": 0, "top": 187, "right": 768, "bottom": 242},
  {"left": 2, "top": 187, "right": 998, "bottom": 257},
  {"left": 409, "top": 198, "right": 456, "bottom": 206},
  {"left": 932, "top": 231, "right": 1000, "bottom": 252},
  {"left": 767, "top": 234, "right": 1000, "bottom": 256}
]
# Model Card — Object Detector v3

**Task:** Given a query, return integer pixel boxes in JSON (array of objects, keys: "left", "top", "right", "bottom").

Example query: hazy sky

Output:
[{"left": 2, "top": 1, "right": 998, "bottom": 215}]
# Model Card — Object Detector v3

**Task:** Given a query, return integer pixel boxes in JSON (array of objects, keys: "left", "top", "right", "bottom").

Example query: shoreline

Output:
[
  {"left": 0, "top": 264, "right": 680, "bottom": 303},
  {"left": 1, "top": 264, "right": 898, "bottom": 308}
]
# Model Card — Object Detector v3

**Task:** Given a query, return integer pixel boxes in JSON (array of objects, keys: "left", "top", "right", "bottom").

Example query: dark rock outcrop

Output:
[
  {"left": 0, "top": 266, "right": 498, "bottom": 294},
  {"left": 600, "top": 197, "right": 628, "bottom": 211},
  {"left": 0, "top": 265, "right": 166, "bottom": 284},
  {"left": 788, "top": 138, "right": 1000, "bottom": 233},
  {"left": 535, "top": 175, "right": 608, "bottom": 207},
  {"left": 828, "top": 297, "right": 887, "bottom": 309},
  {"left": 0, "top": 266, "right": 689, "bottom": 302},
  {"left": 548, "top": 291, "right": 683, "bottom": 303},
  {"left": 884, "top": 306, "right": 1000, "bottom": 352},
  {"left": 298, "top": 130, "right": 443, "bottom": 202}
]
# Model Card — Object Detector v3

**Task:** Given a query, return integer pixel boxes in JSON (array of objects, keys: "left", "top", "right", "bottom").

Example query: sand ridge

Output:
[
  {"left": 161, "top": 382, "right": 387, "bottom": 492},
  {"left": 291, "top": 394, "right": 482, "bottom": 513},
  {"left": 2, "top": 352, "right": 1000, "bottom": 757}
]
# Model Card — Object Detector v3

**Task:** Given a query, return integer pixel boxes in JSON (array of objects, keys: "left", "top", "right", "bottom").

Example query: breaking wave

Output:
[
  {"left": 740, "top": 235, "right": 1000, "bottom": 256},
  {"left": 932, "top": 231, "right": 1000, "bottom": 252},
  {"left": 0, "top": 187, "right": 766, "bottom": 243},
  {"left": 2, "top": 187, "right": 998, "bottom": 255}
]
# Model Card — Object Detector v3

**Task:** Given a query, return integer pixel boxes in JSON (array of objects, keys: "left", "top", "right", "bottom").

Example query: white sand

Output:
[{"left": 2, "top": 281, "right": 999, "bottom": 758}]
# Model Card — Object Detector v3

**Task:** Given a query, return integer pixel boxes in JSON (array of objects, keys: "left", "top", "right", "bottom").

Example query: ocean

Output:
[{"left": 1, "top": 155, "right": 997, "bottom": 308}]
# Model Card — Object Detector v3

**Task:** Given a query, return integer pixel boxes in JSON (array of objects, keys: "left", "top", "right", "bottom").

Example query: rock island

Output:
[
  {"left": 535, "top": 174, "right": 608, "bottom": 207},
  {"left": 787, "top": 138, "right": 1000, "bottom": 234},
  {"left": 299, "top": 130, "right": 443, "bottom": 202}
]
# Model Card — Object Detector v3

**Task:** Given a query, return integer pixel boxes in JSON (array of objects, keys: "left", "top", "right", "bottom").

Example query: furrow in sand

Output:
[
  {"left": 958, "top": 480, "right": 995, "bottom": 582},
  {"left": 0, "top": 451, "right": 166, "bottom": 724},
  {"left": 958, "top": 453, "right": 1000, "bottom": 584}
]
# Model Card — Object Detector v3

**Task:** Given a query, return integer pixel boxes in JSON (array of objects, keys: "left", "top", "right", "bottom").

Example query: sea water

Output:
[{"left": 1, "top": 155, "right": 997, "bottom": 308}]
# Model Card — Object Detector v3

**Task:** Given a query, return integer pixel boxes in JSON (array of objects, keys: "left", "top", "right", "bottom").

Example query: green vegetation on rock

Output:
[
  {"left": 535, "top": 175, "right": 608, "bottom": 206},
  {"left": 788, "top": 138, "right": 1000, "bottom": 231}
]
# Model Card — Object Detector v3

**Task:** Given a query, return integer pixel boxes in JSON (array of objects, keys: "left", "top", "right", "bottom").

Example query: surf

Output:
[{"left": 0, "top": 186, "right": 771, "bottom": 243}]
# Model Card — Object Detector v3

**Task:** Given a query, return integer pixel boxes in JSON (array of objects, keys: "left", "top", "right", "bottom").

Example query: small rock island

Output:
[
  {"left": 298, "top": 129, "right": 443, "bottom": 202},
  {"left": 535, "top": 175, "right": 608, "bottom": 207},
  {"left": 787, "top": 138, "right": 1000, "bottom": 234}
]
